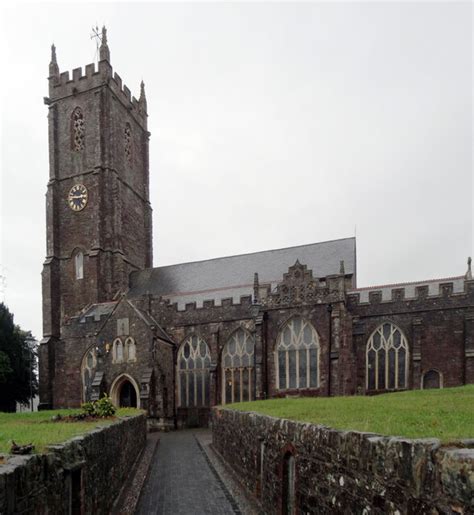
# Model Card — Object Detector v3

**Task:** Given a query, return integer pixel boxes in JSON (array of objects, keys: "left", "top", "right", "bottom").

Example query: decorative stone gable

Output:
[{"left": 265, "top": 261, "right": 329, "bottom": 307}]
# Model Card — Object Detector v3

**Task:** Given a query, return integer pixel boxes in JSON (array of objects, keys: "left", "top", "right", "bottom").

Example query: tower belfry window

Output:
[
  {"left": 124, "top": 123, "right": 132, "bottom": 162},
  {"left": 71, "top": 107, "right": 85, "bottom": 152},
  {"left": 75, "top": 252, "right": 84, "bottom": 280}
]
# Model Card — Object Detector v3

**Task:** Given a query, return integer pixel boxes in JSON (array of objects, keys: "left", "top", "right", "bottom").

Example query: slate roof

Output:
[
  {"left": 128, "top": 237, "right": 356, "bottom": 309},
  {"left": 348, "top": 275, "right": 466, "bottom": 303}
]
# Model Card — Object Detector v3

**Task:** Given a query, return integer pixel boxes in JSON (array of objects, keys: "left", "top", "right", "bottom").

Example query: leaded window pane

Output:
[
  {"left": 366, "top": 323, "right": 409, "bottom": 391},
  {"left": 367, "top": 350, "right": 376, "bottom": 390},
  {"left": 222, "top": 329, "right": 255, "bottom": 404},
  {"left": 298, "top": 349, "right": 307, "bottom": 388},
  {"left": 188, "top": 373, "right": 195, "bottom": 407},
  {"left": 279, "top": 352, "right": 286, "bottom": 390},
  {"left": 242, "top": 369, "right": 249, "bottom": 401},
  {"left": 277, "top": 317, "right": 320, "bottom": 390},
  {"left": 177, "top": 335, "right": 211, "bottom": 407},
  {"left": 388, "top": 348, "right": 396, "bottom": 389},
  {"left": 234, "top": 368, "right": 241, "bottom": 402},
  {"left": 309, "top": 348, "right": 318, "bottom": 387},
  {"left": 398, "top": 348, "right": 406, "bottom": 388},
  {"left": 196, "top": 373, "right": 203, "bottom": 406},
  {"left": 180, "top": 372, "right": 187, "bottom": 406}
]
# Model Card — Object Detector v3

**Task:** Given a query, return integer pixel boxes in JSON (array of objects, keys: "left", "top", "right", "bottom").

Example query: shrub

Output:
[
  {"left": 80, "top": 394, "right": 116, "bottom": 418},
  {"left": 81, "top": 401, "right": 95, "bottom": 416}
]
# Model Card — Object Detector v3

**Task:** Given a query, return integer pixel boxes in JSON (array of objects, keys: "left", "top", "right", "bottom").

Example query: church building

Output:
[{"left": 39, "top": 29, "right": 474, "bottom": 428}]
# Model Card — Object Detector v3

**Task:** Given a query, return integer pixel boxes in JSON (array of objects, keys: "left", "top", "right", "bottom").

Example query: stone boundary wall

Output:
[
  {"left": 0, "top": 413, "right": 146, "bottom": 514},
  {"left": 212, "top": 408, "right": 474, "bottom": 514}
]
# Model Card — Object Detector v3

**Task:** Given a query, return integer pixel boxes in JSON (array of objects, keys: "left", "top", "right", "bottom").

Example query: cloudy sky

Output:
[{"left": 0, "top": 1, "right": 472, "bottom": 340}]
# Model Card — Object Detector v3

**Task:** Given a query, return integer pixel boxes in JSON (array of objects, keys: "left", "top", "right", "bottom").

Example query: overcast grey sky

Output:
[{"left": 0, "top": 1, "right": 472, "bottom": 340}]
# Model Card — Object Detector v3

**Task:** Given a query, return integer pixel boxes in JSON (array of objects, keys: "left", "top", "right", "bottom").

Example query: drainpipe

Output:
[{"left": 327, "top": 304, "right": 333, "bottom": 397}]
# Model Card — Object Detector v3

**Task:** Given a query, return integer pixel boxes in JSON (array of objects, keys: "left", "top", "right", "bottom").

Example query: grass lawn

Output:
[
  {"left": 0, "top": 408, "right": 142, "bottom": 454},
  {"left": 229, "top": 385, "right": 474, "bottom": 442}
]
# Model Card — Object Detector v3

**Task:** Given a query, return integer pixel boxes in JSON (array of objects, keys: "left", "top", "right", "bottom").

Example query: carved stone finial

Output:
[
  {"left": 466, "top": 256, "right": 472, "bottom": 280},
  {"left": 253, "top": 273, "right": 260, "bottom": 304},
  {"left": 340, "top": 260, "right": 345, "bottom": 275},
  {"left": 49, "top": 43, "right": 59, "bottom": 78},
  {"left": 139, "top": 80, "right": 147, "bottom": 112},
  {"left": 99, "top": 26, "right": 110, "bottom": 62}
]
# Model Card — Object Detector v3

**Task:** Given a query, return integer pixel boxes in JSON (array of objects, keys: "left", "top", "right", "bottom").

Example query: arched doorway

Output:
[
  {"left": 119, "top": 380, "right": 137, "bottom": 407},
  {"left": 110, "top": 374, "right": 140, "bottom": 408}
]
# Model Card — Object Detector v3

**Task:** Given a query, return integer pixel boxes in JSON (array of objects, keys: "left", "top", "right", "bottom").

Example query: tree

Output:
[{"left": 0, "top": 303, "right": 38, "bottom": 412}]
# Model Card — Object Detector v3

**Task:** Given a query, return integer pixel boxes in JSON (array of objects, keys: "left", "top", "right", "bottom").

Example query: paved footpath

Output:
[{"left": 135, "top": 430, "right": 239, "bottom": 515}]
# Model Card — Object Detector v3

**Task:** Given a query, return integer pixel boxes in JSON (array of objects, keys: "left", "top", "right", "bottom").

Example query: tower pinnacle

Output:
[
  {"left": 99, "top": 26, "right": 110, "bottom": 62},
  {"left": 139, "top": 80, "right": 147, "bottom": 113},
  {"left": 49, "top": 44, "right": 59, "bottom": 78}
]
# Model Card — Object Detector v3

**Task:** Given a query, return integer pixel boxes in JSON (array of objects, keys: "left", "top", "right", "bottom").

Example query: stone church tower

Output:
[{"left": 40, "top": 28, "right": 153, "bottom": 408}]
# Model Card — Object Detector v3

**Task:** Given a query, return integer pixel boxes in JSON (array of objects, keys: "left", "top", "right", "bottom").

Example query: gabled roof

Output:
[{"left": 128, "top": 237, "right": 356, "bottom": 309}]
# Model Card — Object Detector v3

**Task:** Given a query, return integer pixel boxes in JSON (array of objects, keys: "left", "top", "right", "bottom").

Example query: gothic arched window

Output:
[
  {"left": 124, "top": 123, "right": 132, "bottom": 162},
  {"left": 222, "top": 329, "right": 255, "bottom": 404},
  {"left": 366, "top": 323, "right": 409, "bottom": 391},
  {"left": 126, "top": 337, "right": 136, "bottom": 362},
  {"left": 81, "top": 347, "right": 97, "bottom": 402},
  {"left": 113, "top": 338, "right": 124, "bottom": 363},
  {"left": 276, "top": 317, "right": 319, "bottom": 390},
  {"left": 75, "top": 251, "right": 84, "bottom": 280},
  {"left": 177, "top": 335, "right": 211, "bottom": 408},
  {"left": 71, "top": 107, "right": 85, "bottom": 152}
]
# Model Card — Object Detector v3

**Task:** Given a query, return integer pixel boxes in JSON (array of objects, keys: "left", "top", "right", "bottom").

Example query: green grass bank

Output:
[
  {"left": 0, "top": 408, "right": 141, "bottom": 454},
  {"left": 230, "top": 385, "right": 474, "bottom": 442}
]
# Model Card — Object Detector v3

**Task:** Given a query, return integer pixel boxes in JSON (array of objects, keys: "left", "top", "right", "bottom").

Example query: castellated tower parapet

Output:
[{"left": 47, "top": 34, "right": 148, "bottom": 131}]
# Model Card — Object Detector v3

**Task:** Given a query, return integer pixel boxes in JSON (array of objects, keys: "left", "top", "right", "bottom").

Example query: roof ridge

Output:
[
  {"left": 151, "top": 237, "right": 356, "bottom": 270},
  {"left": 350, "top": 275, "right": 465, "bottom": 292}
]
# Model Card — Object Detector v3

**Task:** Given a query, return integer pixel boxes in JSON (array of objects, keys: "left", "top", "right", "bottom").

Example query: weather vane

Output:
[{"left": 90, "top": 24, "right": 102, "bottom": 63}]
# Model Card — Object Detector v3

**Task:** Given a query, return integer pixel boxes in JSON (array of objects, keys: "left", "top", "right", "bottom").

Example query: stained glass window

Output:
[
  {"left": 222, "top": 329, "right": 255, "bottom": 404},
  {"left": 276, "top": 317, "right": 319, "bottom": 390},
  {"left": 366, "top": 323, "right": 408, "bottom": 391},
  {"left": 177, "top": 335, "right": 211, "bottom": 407}
]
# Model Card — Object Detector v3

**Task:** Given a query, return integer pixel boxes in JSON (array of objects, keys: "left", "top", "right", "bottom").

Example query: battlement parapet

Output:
[
  {"left": 48, "top": 60, "right": 147, "bottom": 128},
  {"left": 347, "top": 276, "right": 469, "bottom": 306},
  {"left": 152, "top": 293, "right": 254, "bottom": 314}
]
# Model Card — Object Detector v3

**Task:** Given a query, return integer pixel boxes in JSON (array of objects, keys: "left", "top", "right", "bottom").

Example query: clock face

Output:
[{"left": 68, "top": 184, "right": 88, "bottom": 212}]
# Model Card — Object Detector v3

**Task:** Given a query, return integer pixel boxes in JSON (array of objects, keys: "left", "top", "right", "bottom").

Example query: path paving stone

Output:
[{"left": 135, "top": 430, "right": 239, "bottom": 515}]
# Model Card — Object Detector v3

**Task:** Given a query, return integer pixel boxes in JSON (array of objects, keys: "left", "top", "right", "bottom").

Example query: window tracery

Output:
[
  {"left": 177, "top": 335, "right": 211, "bottom": 408},
  {"left": 366, "top": 323, "right": 408, "bottom": 390},
  {"left": 276, "top": 317, "right": 319, "bottom": 390},
  {"left": 71, "top": 107, "right": 85, "bottom": 152},
  {"left": 222, "top": 329, "right": 255, "bottom": 404}
]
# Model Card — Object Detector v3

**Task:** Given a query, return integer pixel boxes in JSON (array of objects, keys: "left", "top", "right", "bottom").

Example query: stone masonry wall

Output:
[
  {"left": 0, "top": 413, "right": 146, "bottom": 514},
  {"left": 212, "top": 408, "right": 474, "bottom": 514}
]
